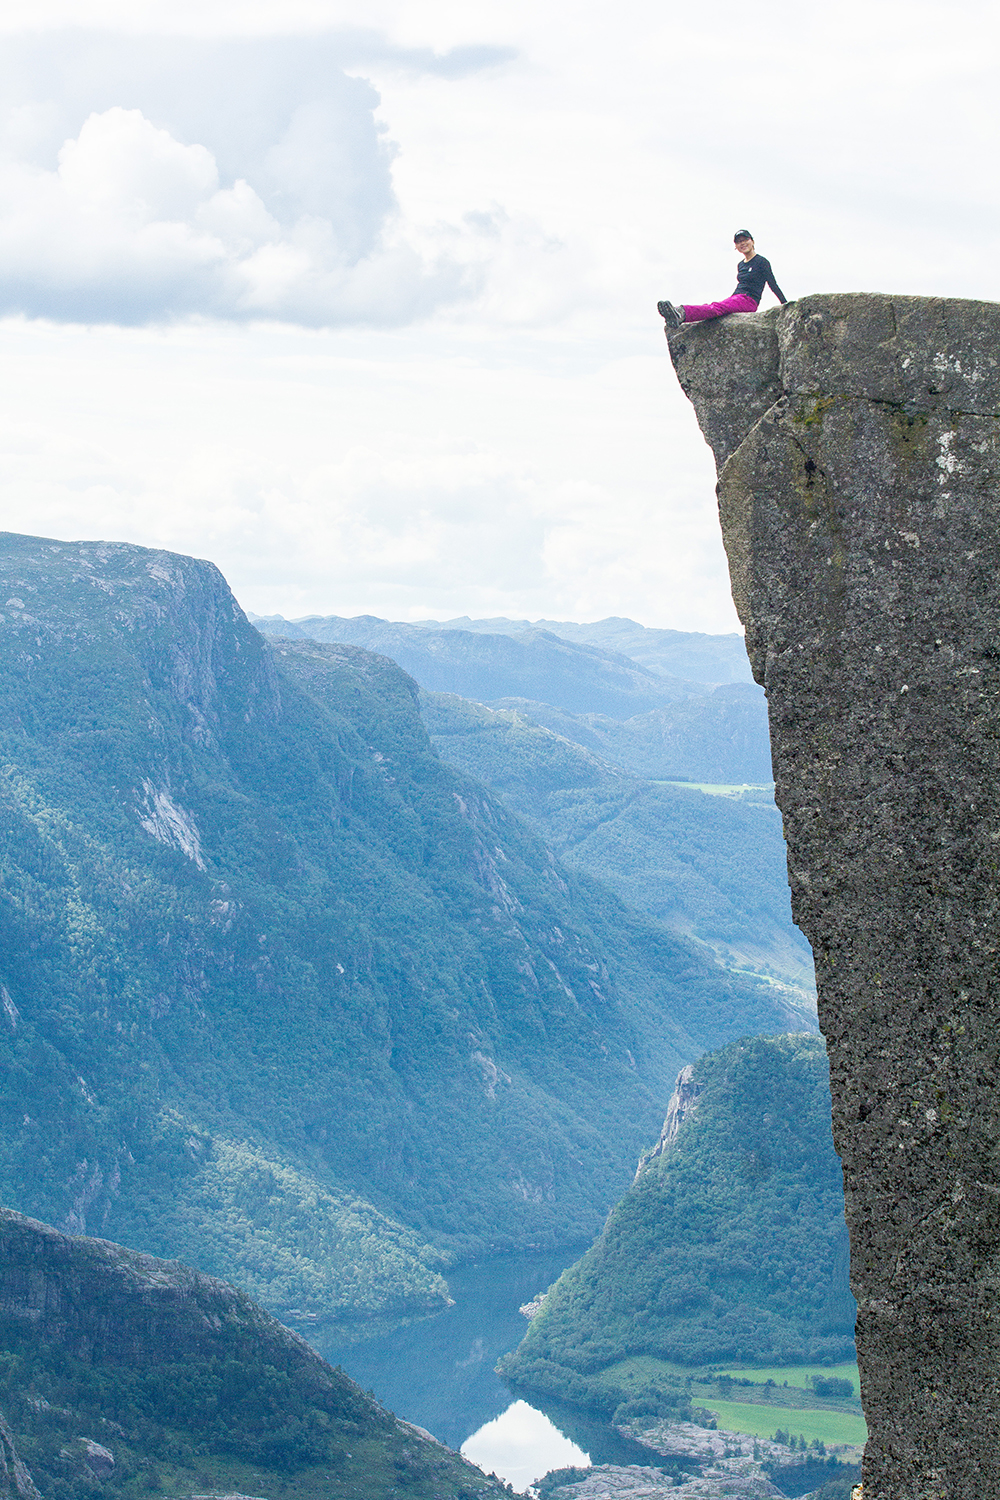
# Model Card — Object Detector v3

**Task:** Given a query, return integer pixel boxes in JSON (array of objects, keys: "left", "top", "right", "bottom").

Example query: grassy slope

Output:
[
  {"left": 718, "top": 1362, "right": 859, "bottom": 1389},
  {"left": 700, "top": 1400, "right": 866, "bottom": 1447},
  {"left": 585, "top": 1357, "right": 867, "bottom": 1446}
]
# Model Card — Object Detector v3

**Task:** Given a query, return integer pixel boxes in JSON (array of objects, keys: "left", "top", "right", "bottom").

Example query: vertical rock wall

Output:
[{"left": 668, "top": 294, "right": 1000, "bottom": 1499}]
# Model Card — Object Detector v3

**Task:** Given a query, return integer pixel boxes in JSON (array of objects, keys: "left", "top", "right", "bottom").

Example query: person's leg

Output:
[{"left": 682, "top": 293, "right": 758, "bottom": 322}]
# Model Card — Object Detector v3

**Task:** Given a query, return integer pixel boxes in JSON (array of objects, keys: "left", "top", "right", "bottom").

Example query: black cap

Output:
[{"left": 734, "top": 229, "right": 752, "bottom": 242}]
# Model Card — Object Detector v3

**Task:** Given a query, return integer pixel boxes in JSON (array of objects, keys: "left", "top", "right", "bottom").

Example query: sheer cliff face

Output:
[{"left": 669, "top": 294, "right": 1000, "bottom": 1500}]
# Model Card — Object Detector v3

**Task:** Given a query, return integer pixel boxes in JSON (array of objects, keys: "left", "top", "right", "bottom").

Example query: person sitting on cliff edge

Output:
[{"left": 658, "top": 230, "right": 787, "bottom": 327}]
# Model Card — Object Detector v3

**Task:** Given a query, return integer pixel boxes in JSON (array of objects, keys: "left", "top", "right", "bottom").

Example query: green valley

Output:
[{"left": 0, "top": 532, "right": 797, "bottom": 1342}]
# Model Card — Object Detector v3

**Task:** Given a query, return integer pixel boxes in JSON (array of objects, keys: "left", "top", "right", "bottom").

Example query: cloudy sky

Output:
[{"left": 0, "top": 0, "right": 995, "bottom": 630}]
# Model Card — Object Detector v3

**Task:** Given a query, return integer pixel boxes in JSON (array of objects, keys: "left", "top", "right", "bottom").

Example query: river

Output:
[{"left": 321, "top": 1248, "right": 664, "bottom": 1492}]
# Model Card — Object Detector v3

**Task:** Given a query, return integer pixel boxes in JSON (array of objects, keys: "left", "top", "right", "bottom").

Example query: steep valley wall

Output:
[{"left": 668, "top": 294, "right": 1000, "bottom": 1499}]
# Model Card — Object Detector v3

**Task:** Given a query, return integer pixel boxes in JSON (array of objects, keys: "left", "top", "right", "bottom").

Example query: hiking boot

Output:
[{"left": 657, "top": 300, "right": 684, "bottom": 327}]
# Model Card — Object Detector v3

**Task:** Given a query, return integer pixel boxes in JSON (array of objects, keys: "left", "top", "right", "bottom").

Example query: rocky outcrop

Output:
[
  {"left": 543, "top": 1418, "right": 836, "bottom": 1500},
  {"left": 634, "top": 1062, "right": 701, "bottom": 1176},
  {"left": 542, "top": 1461, "right": 783, "bottom": 1500},
  {"left": 668, "top": 294, "right": 1000, "bottom": 1499},
  {"left": 0, "top": 1414, "right": 39, "bottom": 1500}
]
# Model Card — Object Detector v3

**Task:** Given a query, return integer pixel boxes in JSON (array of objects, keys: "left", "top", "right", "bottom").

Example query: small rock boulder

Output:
[{"left": 80, "top": 1441, "right": 114, "bottom": 1477}]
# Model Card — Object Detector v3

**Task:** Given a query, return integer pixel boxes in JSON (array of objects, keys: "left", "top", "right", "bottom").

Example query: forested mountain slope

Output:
[
  {"left": 0, "top": 1208, "right": 503, "bottom": 1500},
  {"left": 489, "top": 687, "right": 772, "bottom": 785},
  {"left": 500, "top": 1035, "right": 855, "bottom": 1410},
  {"left": 423, "top": 695, "right": 813, "bottom": 1001},
  {"left": 0, "top": 532, "right": 794, "bottom": 1344}
]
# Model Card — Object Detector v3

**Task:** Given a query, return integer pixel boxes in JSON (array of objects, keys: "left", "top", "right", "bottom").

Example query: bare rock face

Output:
[
  {"left": 0, "top": 1414, "right": 39, "bottom": 1500},
  {"left": 668, "top": 293, "right": 1000, "bottom": 1499},
  {"left": 634, "top": 1061, "right": 701, "bottom": 1176},
  {"left": 79, "top": 1440, "right": 115, "bottom": 1477}
]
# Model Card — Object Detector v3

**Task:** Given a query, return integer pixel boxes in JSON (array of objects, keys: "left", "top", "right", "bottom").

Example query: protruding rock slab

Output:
[{"left": 668, "top": 293, "right": 1000, "bottom": 1499}]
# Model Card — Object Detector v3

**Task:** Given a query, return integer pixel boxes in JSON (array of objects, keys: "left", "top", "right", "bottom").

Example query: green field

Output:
[
  {"left": 706, "top": 1399, "right": 867, "bottom": 1448},
  {"left": 716, "top": 1362, "right": 860, "bottom": 1392},
  {"left": 586, "top": 1356, "right": 868, "bottom": 1449}
]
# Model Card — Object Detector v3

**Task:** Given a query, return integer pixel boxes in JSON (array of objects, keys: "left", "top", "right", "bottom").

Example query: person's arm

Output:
[{"left": 766, "top": 263, "right": 788, "bottom": 304}]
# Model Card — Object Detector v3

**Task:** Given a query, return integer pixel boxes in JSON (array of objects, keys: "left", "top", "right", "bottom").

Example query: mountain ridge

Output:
[
  {"left": 252, "top": 614, "right": 706, "bottom": 719},
  {"left": 250, "top": 613, "right": 754, "bottom": 686},
  {"left": 250, "top": 613, "right": 772, "bottom": 785}
]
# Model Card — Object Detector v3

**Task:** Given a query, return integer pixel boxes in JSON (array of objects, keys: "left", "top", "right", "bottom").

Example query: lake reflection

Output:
[
  {"left": 462, "top": 1400, "right": 589, "bottom": 1494},
  {"left": 321, "top": 1247, "right": 672, "bottom": 1486},
  {"left": 322, "top": 1247, "right": 584, "bottom": 1449}
]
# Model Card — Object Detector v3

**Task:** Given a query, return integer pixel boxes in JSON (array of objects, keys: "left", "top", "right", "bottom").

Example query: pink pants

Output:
[{"left": 682, "top": 292, "right": 758, "bottom": 322}]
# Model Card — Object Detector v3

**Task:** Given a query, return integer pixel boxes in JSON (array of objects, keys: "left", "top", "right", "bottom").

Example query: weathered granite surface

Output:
[{"left": 668, "top": 293, "right": 1000, "bottom": 1499}]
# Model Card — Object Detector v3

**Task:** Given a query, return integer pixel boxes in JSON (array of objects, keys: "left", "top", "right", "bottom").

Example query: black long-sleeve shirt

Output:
[{"left": 734, "top": 254, "right": 786, "bottom": 305}]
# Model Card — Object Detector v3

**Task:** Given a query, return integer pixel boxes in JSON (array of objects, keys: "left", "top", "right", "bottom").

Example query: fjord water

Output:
[
  {"left": 324, "top": 1248, "right": 659, "bottom": 1491},
  {"left": 324, "top": 1249, "right": 576, "bottom": 1448}
]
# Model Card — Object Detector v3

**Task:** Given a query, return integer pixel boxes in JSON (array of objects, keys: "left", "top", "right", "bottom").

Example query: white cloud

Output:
[
  {"left": 0, "top": 316, "right": 734, "bottom": 630},
  {"left": 0, "top": 32, "right": 517, "bottom": 326},
  {"left": 58, "top": 107, "right": 218, "bottom": 217},
  {"left": 8, "top": 9, "right": 996, "bottom": 334},
  {"left": 0, "top": 100, "right": 474, "bottom": 324}
]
